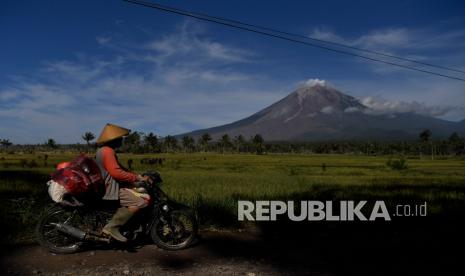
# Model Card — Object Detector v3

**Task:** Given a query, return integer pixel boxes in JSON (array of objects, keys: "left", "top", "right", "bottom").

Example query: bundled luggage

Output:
[
  {"left": 47, "top": 179, "right": 68, "bottom": 203},
  {"left": 49, "top": 154, "right": 104, "bottom": 204}
]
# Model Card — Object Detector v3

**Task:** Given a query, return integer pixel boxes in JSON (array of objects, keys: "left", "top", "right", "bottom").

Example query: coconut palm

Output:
[
  {"left": 218, "top": 134, "right": 232, "bottom": 153},
  {"left": 198, "top": 133, "right": 212, "bottom": 152},
  {"left": 82, "top": 132, "right": 95, "bottom": 152},
  {"left": 163, "top": 135, "right": 178, "bottom": 152},
  {"left": 182, "top": 136, "right": 195, "bottom": 152},
  {"left": 46, "top": 138, "right": 58, "bottom": 149},
  {"left": 252, "top": 134, "right": 265, "bottom": 154},
  {"left": 233, "top": 135, "right": 245, "bottom": 152},
  {"left": 144, "top": 132, "right": 160, "bottom": 153},
  {"left": 0, "top": 139, "right": 12, "bottom": 148},
  {"left": 419, "top": 129, "right": 433, "bottom": 160}
]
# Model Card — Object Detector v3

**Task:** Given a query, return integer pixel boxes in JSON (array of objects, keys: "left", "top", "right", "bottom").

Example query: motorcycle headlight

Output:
[{"left": 162, "top": 205, "right": 169, "bottom": 212}]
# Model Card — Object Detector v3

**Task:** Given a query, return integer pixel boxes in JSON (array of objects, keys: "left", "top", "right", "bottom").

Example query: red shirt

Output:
[{"left": 100, "top": 146, "right": 138, "bottom": 184}]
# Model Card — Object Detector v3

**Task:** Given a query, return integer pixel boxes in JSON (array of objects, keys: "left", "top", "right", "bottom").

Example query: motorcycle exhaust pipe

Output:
[{"left": 51, "top": 223, "right": 87, "bottom": 240}]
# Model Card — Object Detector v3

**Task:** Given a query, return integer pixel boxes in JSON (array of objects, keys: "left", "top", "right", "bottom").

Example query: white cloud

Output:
[
  {"left": 2, "top": 20, "right": 464, "bottom": 144},
  {"left": 353, "top": 28, "right": 411, "bottom": 49},
  {"left": 42, "top": 59, "right": 117, "bottom": 83},
  {"left": 0, "top": 21, "right": 286, "bottom": 144},
  {"left": 96, "top": 36, "right": 111, "bottom": 45},
  {"left": 199, "top": 71, "right": 250, "bottom": 83},
  {"left": 308, "top": 26, "right": 465, "bottom": 78},
  {"left": 360, "top": 96, "right": 464, "bottom": 117},
  {"left": 146, "top": 20, "right": 254, "bottom": 64},
  {"left": 0, "top": 83, "right": 75, "bottom": 111},
  {"left": 344, "top": 106, "right": 361, "bottom": 113},
  {"left": 0, "top": 90, "right": 20, "bottom": 101},
  {"left": 297, "top": 79, "right": 338, "bottom": 92},
  {"left": 309, "top": 26, "right": 465, "bottom": 51},
  {"left": 320, "top": 106, "right": 334, "bottom": 114},
  {"left": 309, "top": 27, "right": 346, "bottom": 44},
  {"left": 303, "top": 78, "right": 327, "bottom": 87},
  {"left": 297, "top": 78, "right": 465, "bottom": 119}
]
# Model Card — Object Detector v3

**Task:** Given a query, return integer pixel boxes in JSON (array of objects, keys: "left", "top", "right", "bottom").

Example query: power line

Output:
[
  {"left": 123, "top": 0, "right": 465, "bottom": 82},
  {"left": 126, "top": 0, "right": 465, "bottom": 75}
]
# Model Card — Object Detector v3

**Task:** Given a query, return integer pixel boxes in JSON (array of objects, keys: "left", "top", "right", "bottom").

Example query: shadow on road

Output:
[
  {"left": 2, "top": 183, "right": 465, "bottom": 275},
  {"left": 193, "top": 187, "right": 465, "bottom": 275}
]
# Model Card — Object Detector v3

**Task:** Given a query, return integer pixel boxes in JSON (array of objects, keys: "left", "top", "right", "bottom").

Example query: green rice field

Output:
[{"left": 1, "top": 152, "right": 465, "bottom": 243}]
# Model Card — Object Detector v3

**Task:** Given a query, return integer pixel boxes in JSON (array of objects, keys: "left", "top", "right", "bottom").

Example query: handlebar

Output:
[{"left": 142, "top": 171, "right": 163, "bottom": 184}]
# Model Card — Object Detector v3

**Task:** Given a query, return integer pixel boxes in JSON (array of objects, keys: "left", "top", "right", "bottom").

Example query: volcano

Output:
[{"left": 179, "top": 81, "right": 465, "bottom": 141}]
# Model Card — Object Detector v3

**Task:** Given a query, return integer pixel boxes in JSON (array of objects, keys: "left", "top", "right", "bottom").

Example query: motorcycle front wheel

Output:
[{"left": 150, "top": 209, "right": 198, "bottom": 250}]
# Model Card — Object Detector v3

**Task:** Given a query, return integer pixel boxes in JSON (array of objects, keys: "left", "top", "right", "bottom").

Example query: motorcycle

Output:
[{"left": 36, "top": 171, "right": 198, "bottom": 254}]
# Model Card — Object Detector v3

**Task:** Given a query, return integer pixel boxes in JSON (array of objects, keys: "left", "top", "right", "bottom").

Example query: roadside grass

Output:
[{"left": 1, "top": 152, "right": 465, "bottom": 243}]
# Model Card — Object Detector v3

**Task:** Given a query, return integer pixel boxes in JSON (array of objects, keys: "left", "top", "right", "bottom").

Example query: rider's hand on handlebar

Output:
[{"left": 137, "top": 174, "right": 153, "bottom": 184}]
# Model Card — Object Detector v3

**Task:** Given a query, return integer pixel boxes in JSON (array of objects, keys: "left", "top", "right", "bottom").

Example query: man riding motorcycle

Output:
[{"left": 95, "top": 123, "right": 152, "bottom": 242}]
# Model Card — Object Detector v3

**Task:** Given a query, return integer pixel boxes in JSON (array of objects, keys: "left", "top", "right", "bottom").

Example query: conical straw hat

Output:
[{"left": 96, "top": 123, "right": 130, "bottom": 144}]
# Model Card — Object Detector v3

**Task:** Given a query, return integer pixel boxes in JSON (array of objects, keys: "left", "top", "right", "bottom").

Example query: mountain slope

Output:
[{"left": 179, "top": 82, "right": 465, "bottom": 141}]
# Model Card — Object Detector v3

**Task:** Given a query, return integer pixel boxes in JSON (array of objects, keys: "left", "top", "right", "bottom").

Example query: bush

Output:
[
  {"left": 28, "top": 160, "right": 38, "bottom": 168},
  {"left": 19, "top": 159, "right": 28, "bottom": 168},
  {"left": 386, "top": 157, "right": 408, "bottom": 170}
]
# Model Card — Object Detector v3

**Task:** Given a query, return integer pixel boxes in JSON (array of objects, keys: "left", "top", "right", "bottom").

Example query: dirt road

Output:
[
  {"left": 2, "top": 218, "right": 464, "bottom": 276},
  {"left": 0, "top": 230, "right": 332, "bottom": 276}
]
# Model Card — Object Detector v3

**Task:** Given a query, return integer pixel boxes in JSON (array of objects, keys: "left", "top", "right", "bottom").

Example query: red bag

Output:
[{"left": 51, "top": 154, "right": 104, "bottom": 196}]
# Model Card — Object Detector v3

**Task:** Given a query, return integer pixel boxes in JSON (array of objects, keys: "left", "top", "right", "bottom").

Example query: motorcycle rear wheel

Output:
[
  {"left": 36, "top": 206, "right": 84, "bottom": 254},
  {"left": 150, "top": 209, "right": 197, "bottom": 250}
]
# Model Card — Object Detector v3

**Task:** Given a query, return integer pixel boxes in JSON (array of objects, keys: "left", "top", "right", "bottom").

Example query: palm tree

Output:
[
  {"left": 219, "top": 134, "right": 232, "bottom": 153},
  {"left": 182, "top": 136, "right": 195, "bottom": 152},
  {"left": 144, "top": 132, "right": 160, "bottom": 153},
  {"left": 419, "top": 129, "right": 432, "bottom": 142},
  {"left": 82, "top": 132, "right": 95, "bottom": 151},
  {"left": 449, "top": 132, "right": 461, "bottom": 143},
  {"left": 198, "top": 133, "right": 212, "bottom": 152},
  {"left": 449, "top": 132, "right": 463, "bottom": 155},
  {"left": 419, "top": 129, "right": 433, "bottom": 160},
  {"left": 163, "top": 135, "right": 178, "bottom": 152},
  {"left": 0, "top": 139, "right": 12, "bottom": 148},
  {"left": 46, "top": 138, "right": 58, "bottom": 149},
  {"left": 233, "top": 135, "right": 245, "bottom": 152},
  {"left": 125, "top": 131, "right": 142, "bottom": 151},
  {"left": 252, "top": 134, "right": 264, "bottom": 155}
]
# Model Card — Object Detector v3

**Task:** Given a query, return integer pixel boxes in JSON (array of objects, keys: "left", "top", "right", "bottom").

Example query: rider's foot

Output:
[
  {"left": 102, "top": 226, "right": 128, "bottom": 242},
  {"left": 102, "top": 207, "right": 133, "bottom": 242}
]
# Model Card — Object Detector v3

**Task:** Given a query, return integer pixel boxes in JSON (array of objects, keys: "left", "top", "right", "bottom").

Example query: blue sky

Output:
[{"left": 1, "top": 0, "right": 465, "bottom": 143}]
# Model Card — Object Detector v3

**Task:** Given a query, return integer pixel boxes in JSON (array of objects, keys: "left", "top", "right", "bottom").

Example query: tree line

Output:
[
  {"left": 1, "top": 129, "right": 465, "bottom": 156},
  {"left": 117, "top": 132, "right": 266, "bottom": 155}
]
